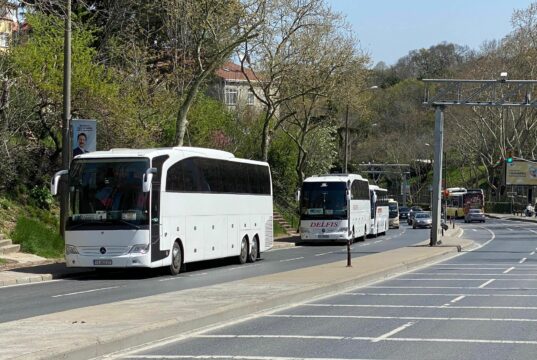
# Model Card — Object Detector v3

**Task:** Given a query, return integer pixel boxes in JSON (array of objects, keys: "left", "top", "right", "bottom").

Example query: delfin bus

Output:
[
  {"left": 51, "top": 147, "right": 273, "bottom": 275},
  {"left": 298, "top": 174, "right": 370, "bottom": 243}
]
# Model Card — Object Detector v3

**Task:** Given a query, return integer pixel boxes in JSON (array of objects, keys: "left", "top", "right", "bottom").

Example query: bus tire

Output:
[
  {"left": 248, "top": 237, "right": 258, "bottom": 263},
  {"left": 238, "top": 236, "right": 248, "bottom": 264},
  {"left": 169, "top": 241, "right": 183, "bottom": 276}
]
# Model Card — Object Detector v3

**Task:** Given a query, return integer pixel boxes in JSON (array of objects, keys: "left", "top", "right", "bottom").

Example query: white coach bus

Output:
[
  {"left": 369, "top": 184, "right": 389, "bottom": 237},
  {"left": 298, "top": 174, "right": 370, "bottom": 243},
  {"left": 51, "top": 147, "right": 273, "bottom": 275}
]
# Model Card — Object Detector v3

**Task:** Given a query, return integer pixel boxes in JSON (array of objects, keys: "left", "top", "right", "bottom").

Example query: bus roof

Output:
[
  {"left": 303, "top": 173, "right": 367, "bottom": 183},
  {"left": 369, "top": 184, "right": 387, "bottom": 192},
  {"left": 73, "top": 147, "right": 268, "bottom": 166}
]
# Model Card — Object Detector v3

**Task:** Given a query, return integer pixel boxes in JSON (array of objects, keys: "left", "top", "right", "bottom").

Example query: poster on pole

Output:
[
  {"left": 505, "top": 160, "right": 537, "bottom": 185},
  {"left": 71, "top": 119, "right": 97, "bottom": 157}
]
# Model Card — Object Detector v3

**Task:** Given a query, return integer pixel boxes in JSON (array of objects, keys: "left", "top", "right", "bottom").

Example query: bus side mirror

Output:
[
  {"left": 346, "top": 190, "right": 351, "bottom": 202},
  {"left": 295, "top": 189, "right": 301, "bottom": 202},
  {"left": 50, "top": 170, "right": 68, "bottom": 196},
  {"left": 143, "top": 168, "right": 157, "bottom": 193}
]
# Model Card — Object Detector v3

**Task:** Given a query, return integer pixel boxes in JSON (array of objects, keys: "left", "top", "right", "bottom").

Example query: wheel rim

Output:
[
  {"left": 240, "top": 239, "right": 248, "bottom": 262},
  {"left": 172, "top": 244, "right": 180, "bottom": 269},
  {"left": 251, "top": 240, "right": 258, "bottom": 260}
]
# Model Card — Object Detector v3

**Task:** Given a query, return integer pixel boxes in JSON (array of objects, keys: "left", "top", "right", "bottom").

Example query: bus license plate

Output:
[
  {"left": 318, "top": 235, "right": 330, "bottom": 239},
  {"left": 93, "top": 259, "right": 112, "bottom": 265}
]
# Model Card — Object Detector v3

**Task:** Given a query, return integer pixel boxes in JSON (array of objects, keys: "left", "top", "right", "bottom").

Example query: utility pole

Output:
[{"left": 60, "top": 0, "right": 71, "bottom": 237}]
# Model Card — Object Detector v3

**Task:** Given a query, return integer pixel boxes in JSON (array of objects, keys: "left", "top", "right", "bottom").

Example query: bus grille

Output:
[
  {"left": 79, "top": 246, "right": 130, "bottom": 256},
  {"left": 265, "top": 216, "right": 273, "bottom": 248}
]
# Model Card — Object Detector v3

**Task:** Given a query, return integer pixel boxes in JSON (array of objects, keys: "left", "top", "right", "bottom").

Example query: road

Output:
[
  {"left": 107, "top": 218, "right": 537, "bottom": 360},
  {"left": 0, "top": 225, "right": 427, "bottom": 323}
]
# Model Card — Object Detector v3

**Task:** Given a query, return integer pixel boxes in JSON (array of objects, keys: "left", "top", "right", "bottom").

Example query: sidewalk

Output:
[
  {"left": 0, "top": 227, "right": 472, "bottom": 360},
  {"left": 487, "top": 212, "right": 537, "bottom": 223}
]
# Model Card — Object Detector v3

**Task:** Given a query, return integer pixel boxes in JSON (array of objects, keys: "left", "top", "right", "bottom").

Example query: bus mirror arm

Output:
[
  {"left": 143, "top": 168, "right": 157, "bottom": 193},
  {"left": 50, "top": 170, "right": 68, "bottom": 196}
]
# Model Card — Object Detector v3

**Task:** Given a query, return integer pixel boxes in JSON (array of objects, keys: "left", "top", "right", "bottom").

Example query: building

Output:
[
  {"left": 0, "top": 2, "right": 18, "bottom": 51},
  {"left": 210, "top": 62, "right": 266, "bottom": 113}
]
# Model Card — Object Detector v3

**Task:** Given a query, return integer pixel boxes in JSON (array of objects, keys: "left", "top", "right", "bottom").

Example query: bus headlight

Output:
[
  {"left": 130, "top": 243, "right": 150, "bottom": 254},
  {"left": 65, "top": 245, "right": 79, "bottom": 255},
  {"left": 338, "top": 227, "right": 348, "bottom": 232},
  {"left": 299, "top": 227, "right": 310, "bottom": 234}
]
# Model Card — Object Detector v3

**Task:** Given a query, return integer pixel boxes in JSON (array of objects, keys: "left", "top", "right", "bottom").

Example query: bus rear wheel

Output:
[
  {"left": 238, "top": 237, "right": 248, "bottom": 264},
  {"left": 169, "top": 241, "right": 182, "bottom": 276},
  {"left": 248, "top": 238, "right": 258, "bottom": 263}
]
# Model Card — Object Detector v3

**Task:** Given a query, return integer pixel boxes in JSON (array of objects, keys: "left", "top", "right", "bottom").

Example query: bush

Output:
[
  {"left": 11, "top": 216, "right": 64, "bottom": 258},
  {"left": 29, "top": 186, "right": 53, "bottom": 210}
]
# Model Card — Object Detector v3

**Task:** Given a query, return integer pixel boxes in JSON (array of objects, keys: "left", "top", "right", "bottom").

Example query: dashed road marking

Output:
[
  {"left": 371, "top": 321, "right": 415, "bottom": 343},
  {"left": 478, "top": 279, "right": 495, "bottom": 288},
  {"left": 52, "top": 286, "right": 120, "bottom": 298},
  {"left": 279, "top": 257, "right": 304, "bottom": 263},
  {"left": 520, "top": 258, "right": 527, "bottom": 264},
  {"left": 450, "top": 295, "right": 465, "bottom": 303},
  {"left": 503, "top": 267, "right": 515, "bottom": 274}
]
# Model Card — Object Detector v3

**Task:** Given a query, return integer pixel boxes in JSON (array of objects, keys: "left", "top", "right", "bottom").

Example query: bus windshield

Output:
[
  {"left": 67, "top": 158, "right": 150, "bottom": 229},
  {"left": 300, "top": 182, "right": 347, "bottom": 220}
]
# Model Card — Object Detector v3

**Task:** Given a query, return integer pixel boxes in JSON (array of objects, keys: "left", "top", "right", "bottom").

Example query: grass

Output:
[
  {"left": 273, "top": 220, "right": 288, "bottom": 237},
  {"left": 10, "top": 216, "right": 64, "bottom": 259},
  {"left": 0, "top": 258, "right": 6, "bottom": 265}
]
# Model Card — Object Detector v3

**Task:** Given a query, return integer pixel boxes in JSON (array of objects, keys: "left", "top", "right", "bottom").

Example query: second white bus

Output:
[
  {"left": 298, "top": 174, "right": 370, "bottom": 243},
  {"left": 369, "top": 184, "right": 389, "bottom": 236}
]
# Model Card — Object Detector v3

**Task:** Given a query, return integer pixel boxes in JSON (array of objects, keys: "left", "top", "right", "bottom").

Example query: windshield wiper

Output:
[
  {"left": 112, "top": 218, "right": 141, "bottom": 230},
  {"left": 67, "top": 220, "right": 104, "bottom": 230}
]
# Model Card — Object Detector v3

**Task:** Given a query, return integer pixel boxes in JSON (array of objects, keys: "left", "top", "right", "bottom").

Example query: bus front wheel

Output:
[
  {"left": 169, "top": 241, "right": 183, "bottom": 276},
  {"left": 238, "top": 237, "right": 248, "bottom": 264}
]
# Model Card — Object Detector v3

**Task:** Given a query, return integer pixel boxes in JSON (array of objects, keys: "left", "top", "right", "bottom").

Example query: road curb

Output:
[{"left": 27, "top": 244, "right": 467, "bottom": 360}]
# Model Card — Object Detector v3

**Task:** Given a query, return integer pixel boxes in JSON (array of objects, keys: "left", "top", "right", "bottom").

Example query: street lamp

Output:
[{"left": 344, "top": 86, "right": 379, "bottom": 173}]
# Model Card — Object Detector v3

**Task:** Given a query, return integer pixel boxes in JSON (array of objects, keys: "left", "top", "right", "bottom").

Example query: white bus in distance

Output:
[
  {"left": 298, "top": 174, "right": 370, "bottom": 243},
  {"left": 51, "top": 147, "right": 273, "bottom": 275},
  {"left": 369, "top": 184, "right": 389, "bottom": 237}
]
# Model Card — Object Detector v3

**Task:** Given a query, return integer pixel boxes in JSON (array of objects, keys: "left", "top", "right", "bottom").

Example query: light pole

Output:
[{"left": 344, "top": 86, "right": 378, "bottom": 173}]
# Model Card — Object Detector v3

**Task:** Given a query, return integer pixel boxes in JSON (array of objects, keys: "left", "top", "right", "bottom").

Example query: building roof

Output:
[{"left": 215, "top": 62, "right": 259, "bottom": 82}]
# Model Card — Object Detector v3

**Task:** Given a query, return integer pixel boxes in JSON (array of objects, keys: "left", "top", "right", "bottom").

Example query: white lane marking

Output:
[
  {"left": 390, "top": 278, "right": 532, "bottom": 281},
  {"left": 188, "top": 272, "right": 208, "bottom": 277},
  {"left": 458, "top": 229, "right": 464, "bottom": 238},
  {"left": 371, "top": 321, "right": 415, "bottom": 343},
  {"left": 370, "top": 285, "right": 537, "bottom": 290},
  {"left": 346, "top": 292, "right": 537, "bottom": 298},
  {"left": 306, "top": 303, "right": 537, "bottom": 310},
  {"left": 373, "top": 240, "right": 382, "bottom": 244},
  {"left": 504, "top": 267, "right": 515, "bottom": 274},
  {"left": 52, "top": 286, "right": 119, "bottom": 298},
  {"left": 315, "top": 251, "right": 334, "bottom": 257},
  {"left": 451, "top": 295, "right": 465, "bottom": 303},
  {"left": 279, "top": 257, "right": 304, "bottom": 263},
  {"left": 507, "top": 228, "right": 514, "bottom": 231},
  {"left": 472, "top": 229, "right": 477, "bottom": 232},
  {"left": 520, "top": 258, "right": 527, "bottom": 264},
  {"left": 121, "top": 356, "right": 377, "bottom": 360},
  {"left": 530, "top": 229, "right": 537, "bottom": 235},
  {"left": 193, "top": 334, "right": 537, "bottom": 346},
  {"left": 359, "top": 243, "right": 371, "bottom": 247},
  {"left": 431, "top": 263, "right": 537, "bottom": 267},
  {"left": 478, "top": 279, "right": 495, "bottom": 288},
  {"left": 411, "top": 272, "right": 535, "bottom": 276},
  {"left": 159, "top": 276, "right": 186, "bottom": 282},
  {"left": 531, "top": 251, "right": 536, "bottom": 256},
  {"left": 268, "top": 314, "right": 537, "bottom": 323}
]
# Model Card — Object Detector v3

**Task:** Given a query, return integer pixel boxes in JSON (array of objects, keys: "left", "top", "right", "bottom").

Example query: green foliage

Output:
[
  {"left": 269, "top": 131, "right": 299, "bottom": 204},
  {"left": 29, "top": 186, "right": 54, "bottom": 210},
  {"left": 273, "top": 221, "right": 287, "bottom": 237},
  {"left": 11, "top": 216, "right": 64, "bottom": 259}
]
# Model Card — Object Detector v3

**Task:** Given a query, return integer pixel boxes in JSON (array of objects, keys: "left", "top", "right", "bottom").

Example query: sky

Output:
[{"left": 326, "top": 0, "right": 536, "bottom": 66}]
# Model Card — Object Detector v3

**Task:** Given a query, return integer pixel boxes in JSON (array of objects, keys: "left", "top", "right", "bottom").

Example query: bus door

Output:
[{"left": 151, "top": 155, "right": 169, "bottom": 262}]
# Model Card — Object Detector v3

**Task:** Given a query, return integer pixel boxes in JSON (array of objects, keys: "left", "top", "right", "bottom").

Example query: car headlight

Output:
[
  {"left": 65, "top": 245, "right": 79, "bottom": 255},
  {"left": 130, "top": 243, "right": 150, "bottom": 254}
]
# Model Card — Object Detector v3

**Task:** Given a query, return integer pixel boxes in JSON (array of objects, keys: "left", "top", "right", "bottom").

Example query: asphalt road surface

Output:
[
  {"left": 0, "top": 224, "right": 427, "bottom": 323},
  {"left": 108, "top": 219, "right": 537, "bottom": 360}
]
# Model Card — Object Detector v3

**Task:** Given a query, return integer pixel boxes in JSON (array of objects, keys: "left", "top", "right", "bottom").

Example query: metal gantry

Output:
[
  {"left": 357, "top": 163, "right": 410, "bottom": 207},
  {"left": 422, "top": 76, "right": 537, "bottom": 246}
]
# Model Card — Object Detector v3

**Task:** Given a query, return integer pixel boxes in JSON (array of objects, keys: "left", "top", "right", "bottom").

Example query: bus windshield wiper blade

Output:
[
  {"left": 113, "top": 219, "right": 141, "bottom": 230},
  {"left": 67, "top": 220, "right": 104, "bottom": 230}
]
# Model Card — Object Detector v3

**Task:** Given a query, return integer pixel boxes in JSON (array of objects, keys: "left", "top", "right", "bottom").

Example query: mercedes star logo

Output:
[{"left": 100, "top": 247, "right": 106, "bottom": 254}]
